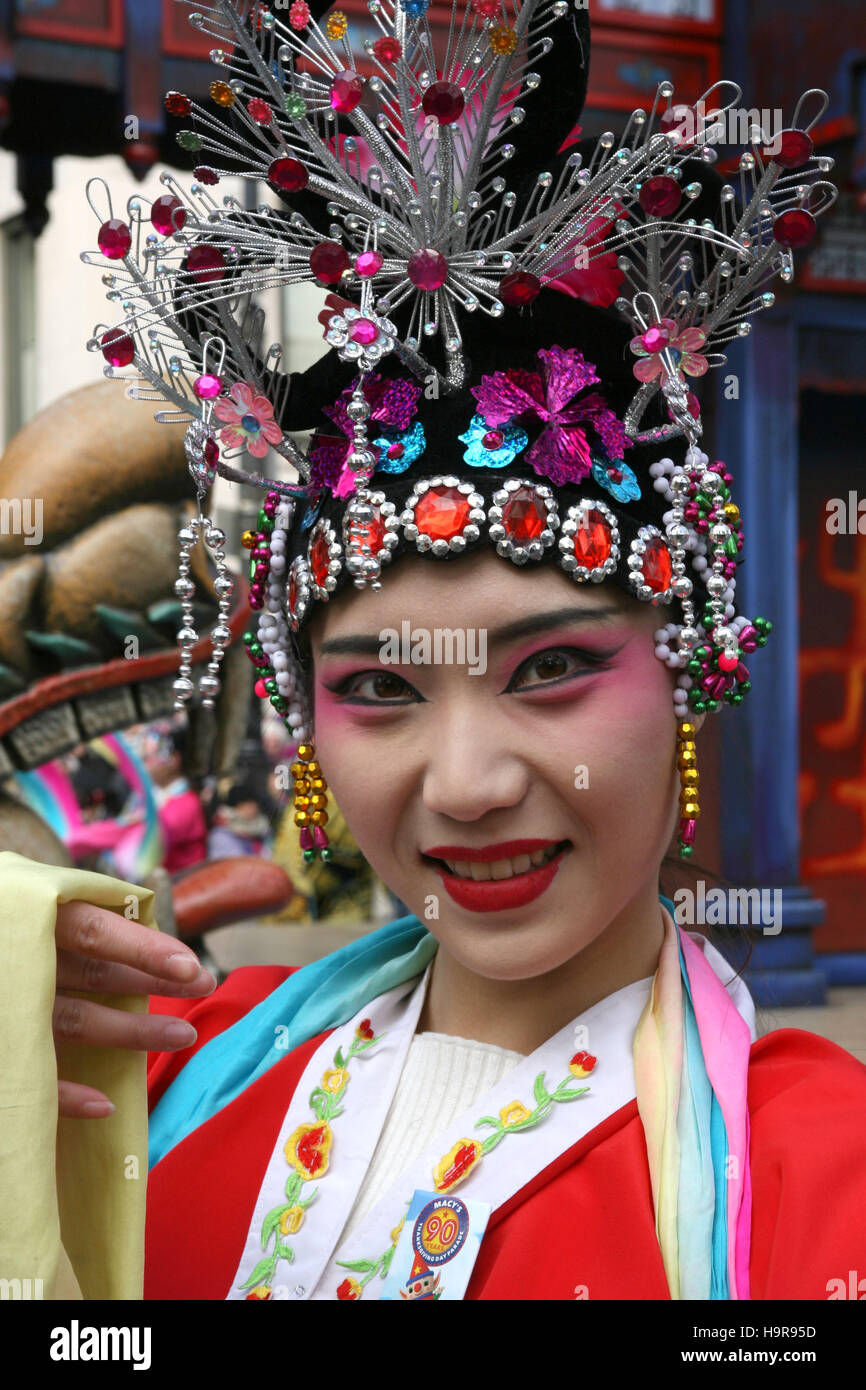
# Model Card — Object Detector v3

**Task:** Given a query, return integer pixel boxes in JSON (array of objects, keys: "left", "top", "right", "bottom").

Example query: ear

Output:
[{"left": 691, "top": 711, "right": 707, "bottom": 735}]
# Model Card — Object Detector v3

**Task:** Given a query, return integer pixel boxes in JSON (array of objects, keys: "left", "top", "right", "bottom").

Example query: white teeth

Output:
[{"left": 436, "top": 846, "right": 562, "bottom": 881}]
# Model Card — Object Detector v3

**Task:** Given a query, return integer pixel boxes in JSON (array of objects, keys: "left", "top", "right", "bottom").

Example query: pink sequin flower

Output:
[
  {"left": 471, "top": 345, "right": 632, "bottom": 488},
  {"left": 309, "top": 373, "right": 422, "bottom": 497},
  {"left": 629, "top": 318, "right": 709, "bottom": 384},
  {"left": 213, "top": 381, "right": 283, "bottom": 458}
]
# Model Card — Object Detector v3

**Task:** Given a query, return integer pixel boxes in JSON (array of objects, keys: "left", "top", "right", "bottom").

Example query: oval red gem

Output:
[
  {"left": 763, "top": 128, "right": 813, "bottom": 169},
  {"left": 772, "top": 208, "right": 816, "bottom": 248},
  {"left": 330, "top": 70, "right": 365, "bottom": 115},
  {"left": 151, "top": 194, "right": 186, "bottom": 236},
  {"left": 359, "top": 505, "right": 387, "bottom": 553},
  {"left": 414, "top": 486, "right": 470, "bottom": 540},
  {"left": 100, "top": 329, "right": 135, "bottom": 367},
  {"left": 98, "top": 218, "right": 132, "bottom": 259},
  {"left": 407, "top": 248, "right": 448, "bottom": 290},
  {"left": 641, "top": 536, "right": 673, "bottom": 592},
  {"left": 639, "top": 175, "right": 682, "bottom": 217},
  {"left": 310, "top": 241, "right": 350, "bottom": 283},
  {"left": 310, "top": 533, "right": 331, "bottom": 586},
  {"left": 573, "top": 508, "right": 612, "bottom": 568},
  {"left": 193, "top": 165, "right": 220, "bottom": 185},
  {"left": 421, "top": 81, "right": 465, "bottom": 126},
  {"left": 482, "top": 430, "right": 504, "bottom": 450},
  {"left": 502, "top": 486, "right": 545, "bottom": 543},
  {"left": 268, "top": 156, "right": 309, "bottom": 192},
  {"left": 499, "top": 271, "right": 541, "bottom": 306},
  {"left": 288, "top": 569, "right": 299, "bottom": 616},
  {"left": 187, "top": 244, "right": 226, "bottom": 283}
]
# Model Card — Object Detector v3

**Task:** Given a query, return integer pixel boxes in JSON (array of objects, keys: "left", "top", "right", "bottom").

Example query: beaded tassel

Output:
[
  {"left": 676, "top": 720, "right": 699, "bottom": 858},
  {"left": 292, "top": 742, "right": 332, "bottom": 863}
]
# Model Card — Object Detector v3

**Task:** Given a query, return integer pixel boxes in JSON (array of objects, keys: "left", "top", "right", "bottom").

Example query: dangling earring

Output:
[
  {"left": 292, "top": 742, "right": 332, "bottom": 863},
  {"left": 676, "top": 720, "right": 699, "bottom": 858}
]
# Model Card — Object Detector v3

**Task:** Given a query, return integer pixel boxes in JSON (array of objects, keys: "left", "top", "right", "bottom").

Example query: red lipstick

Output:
[{"left": 421, "top": 839, "right": 568, "bottom": 914}]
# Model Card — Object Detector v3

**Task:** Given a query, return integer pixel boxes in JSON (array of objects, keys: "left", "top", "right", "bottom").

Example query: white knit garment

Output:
[{"left": 338, "top": 1031, "right": 525, "bottom": 1244}]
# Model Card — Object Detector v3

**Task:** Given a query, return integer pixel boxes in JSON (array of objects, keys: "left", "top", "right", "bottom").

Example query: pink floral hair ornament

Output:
[
  {"left": 214, "top": 381, "right": 284, "bottom": 458},
  {"left": 471, "top": 346, "right": 634, "bottom": 489},
  {"left": 629, "top": 318, "right": 710, "bottom": 384},
  {"left": 309, "top": 372, "right": 424, "bottom": 498}
]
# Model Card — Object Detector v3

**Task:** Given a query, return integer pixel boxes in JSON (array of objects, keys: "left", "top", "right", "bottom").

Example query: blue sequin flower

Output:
[
  {"left": 591, "top": 456, "right": 641, "bottom": 503},
  {"left": 372, "top": 420, "right": 426, "bottom": 474},
  {"left": 459, "top": 414, "right": 528, "bottom": 469}
]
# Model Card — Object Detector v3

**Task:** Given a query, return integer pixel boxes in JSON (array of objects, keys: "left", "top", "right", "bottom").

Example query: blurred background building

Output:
[{"left": 0, "top": 0, "right": 864, "bottom": 1001}]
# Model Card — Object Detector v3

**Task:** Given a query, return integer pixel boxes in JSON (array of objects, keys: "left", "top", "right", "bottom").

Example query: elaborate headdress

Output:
[{"left": 83, "top": 0, "right": 836, "bottom": 862}]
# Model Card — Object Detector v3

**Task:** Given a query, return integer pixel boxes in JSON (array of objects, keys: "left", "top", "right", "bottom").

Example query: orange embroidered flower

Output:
[
  {"left": 337, "top": 1276, "right": 362, "bottom": 1300},
  {"left": 285, "top": 1120, "right": 333, "bottom": 1179},
  {"left": 390, "top": 1218, "right": 406, "bottom": 1245},
  {"left": 356, "top": 1018, "right": 374, "bottom": 1041},
  {"left": 500, "top": 1100, "right": 531, "bottom": 1128},
  {"left": 279, "top": 1205, "right": 305, "bottom": 1236},
  {"left": 245, "top": 1285, "right": 272, "bottom": 1300},
  {"left": 322, "top": 1067, "right": 349, "bottom": 1094},
  {"left": 433, "top": 1138, "right": 483, "bottom": 1193},
  {"left": 569, "top": 1050, "right": 597, "bottom": 1079}
]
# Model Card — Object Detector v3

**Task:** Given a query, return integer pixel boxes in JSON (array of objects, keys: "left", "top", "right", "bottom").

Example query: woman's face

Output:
[{"left": 309, "top": 551, "right": 685, "bottom": 981}]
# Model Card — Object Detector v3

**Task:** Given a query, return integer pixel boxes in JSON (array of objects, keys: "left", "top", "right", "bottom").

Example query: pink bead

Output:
[
  {"left": 718, "top": 651, "right": 739, "bottom": 672},
  {"left": 299, "top": 827, "right": 314, "bottom": 850},
  {"left": 642, "top": 325, "right": 670, "bottom": 352},
  {"left": 312, "top": 826, "right": 329, "bottom": 848},
  {"left": 482, "top": 430, "right": 504, "bottom": 449},
  {"left": 330, "top": 70, "right": 365, "bottom": 115},
  {"left": 254, "top": 678, "right": 268, "bottom": 697},
  {"left": 355, "top": 249, "right": 383, "bottom": 277},
  {"left": 407, "top": 247, "right": 448, "bottom": 290},
  {"left": 638, "top": 176, "right": 682, "bottom": 217},
  {"left": 679, "top": 817, "right": 696, "bottom": 845},
  {"left": 193, "top": 374, "right": 222, "bottom": 399},
  {"left": 98, "top": 218, "right": 132, "bottom": 259},
  {"left": 100, "top": 330, "right": 135, "bottom": 367},
  {"left": 350, "top": 318, "right": 378, "bottom": 345},
  {"left": 151, "top": 194, "right": 186, "bottom": 236}
]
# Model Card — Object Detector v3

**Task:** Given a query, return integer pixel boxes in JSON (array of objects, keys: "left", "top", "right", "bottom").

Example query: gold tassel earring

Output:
[
  {"left": 676, "top": 721, "right": 699, "bottom": 858},
  {"left": 292, "top": 742, "right": 332, "bottom": 863}
]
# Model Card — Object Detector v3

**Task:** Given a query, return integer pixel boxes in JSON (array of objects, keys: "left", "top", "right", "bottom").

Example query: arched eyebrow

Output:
[{"left": 317, "top": 605, "right": 622, "bottom": 658}]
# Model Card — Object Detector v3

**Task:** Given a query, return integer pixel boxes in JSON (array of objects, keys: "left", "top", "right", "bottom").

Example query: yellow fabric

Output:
[{"left": 0, "top": 850, "right": 153, "bottom": 1300}]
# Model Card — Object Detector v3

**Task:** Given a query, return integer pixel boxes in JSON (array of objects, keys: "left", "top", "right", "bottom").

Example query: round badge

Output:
[{"left": 412, "top": 1196, "right": 470, "bottom": 1266}]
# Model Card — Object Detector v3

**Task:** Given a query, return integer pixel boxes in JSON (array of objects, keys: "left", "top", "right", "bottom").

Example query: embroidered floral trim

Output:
[
  {"left": 335, "top": 1052, "right": 597, "bottom": 1299},
  {"left": 239, "top": 1018, "right": 384, "bottom": 1299}
]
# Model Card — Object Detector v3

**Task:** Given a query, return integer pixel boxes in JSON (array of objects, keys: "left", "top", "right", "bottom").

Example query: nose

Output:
[{"left": 421, "top": 701, "right": 530, "bottom": 823}]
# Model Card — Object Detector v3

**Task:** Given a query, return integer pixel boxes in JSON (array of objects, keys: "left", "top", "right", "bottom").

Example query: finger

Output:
[
  {"left": 58, "top": 1080, "right": 116, "bottom": 1120},
  {"left": 56, "top": 947, "right": 217, "bottom": 1000},
  {"left": 53, "top": 994, "right": 198, "bottom": 1053},
  {"left": 56, "top": 900, "right": 205, "bottom": 986}
]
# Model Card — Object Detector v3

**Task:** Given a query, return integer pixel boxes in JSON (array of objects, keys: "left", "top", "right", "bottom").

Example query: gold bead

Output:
[
  {"left": 723, "top": 503, "right": 740, "bottom": 522},
  {"left": 310, "top": 777, "right": 326, "bottom": 792},
  {"left": 297, "top": 743, "right": 314, "bottom": 762},
  {"left": 681, "top": 801, "right": 700, "bottom": 818},
  {"left": 294, "top": 796, "right": 310, "bottom": 809},
  {"left": 677, "top": 750, "right": 697, "bottom": 770},
  {"left": 678, "top": 722, "right": 696, "bottom": 739},
  {"left": 294, "top": 811, "right": 310, "bottom": 827},
  {"left": 290, "top": 761, "right": 306, "bottom": 778},
  {"left": 681, "top": 767, "right": 699, "bottom": 787},
  {"left": 309, "top": 794, "right": 326, "bottom": 810},
  {"left": 310, "top": 810, "right": 329, "bottom": 827},
  {"left": 210, "top": 80, "right": 235, "bottom": 107},
  {"left": 306, "top": 760, "right": 321, "bottom": 777},
  {"left": 241, "top": 530, "right": 256, "bottom": 550},
  {"left": 294, "top": 778, "right": 310, "bottom": 794}
]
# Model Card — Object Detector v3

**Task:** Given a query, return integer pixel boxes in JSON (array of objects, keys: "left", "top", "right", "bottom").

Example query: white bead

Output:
[{"left": 655, "top": 643, "right": 671, "bottom": 659}]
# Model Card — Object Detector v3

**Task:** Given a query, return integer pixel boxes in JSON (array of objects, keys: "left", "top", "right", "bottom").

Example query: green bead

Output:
[
  {"left": 176, "top": 130, "right": 203, "bottom": 151},
  {"left": 706, "top": 698, "right": 719, "bottom": 712},
  {"left": 249, "top": 558, "right": 258, "bottom": 581},
  {"left": 724, "top": 536, "right": 738, "bottom": 558},
  {"left": 693, "top": 699, "right": 707, "bottom": 712},
  {"left": 695, "top": 492, "right": 711, "bottom": 509},
  {"left": 243, "top": 631, "right": 254, "bottom": 646},
  {"left": 249, "top": 640, "right": 263, "bottom": 657},
  {"left": 271, "top": 695, "right": 288, "bottom": 712},
  {"left": 264, "top": 678, "right": 277, "bottom": 694},
  {"left": 740, "top": 680, "right": 751, "bottom": 693},
  {"left": 303, "top": 849, "right": 316, "bottom": 864},
  {"left": 321, "top": 848, "right": 333, "bottom": 863},
  {"left": 679, "top": 844, "right": 693, "bottom": 859},
  {"left": 285, "top": 94, "right": 307, "bottom": 119},
  {"left": 731, "top": 692, "right": 743, "bottom": 705},
  {"left": 257, "top": 509, "right": 274, "bottom": 532}
]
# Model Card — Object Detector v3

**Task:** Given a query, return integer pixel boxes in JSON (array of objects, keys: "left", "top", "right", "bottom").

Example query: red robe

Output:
[{"left": 145, "top": 966, "right": 866, "bottom": 1300}]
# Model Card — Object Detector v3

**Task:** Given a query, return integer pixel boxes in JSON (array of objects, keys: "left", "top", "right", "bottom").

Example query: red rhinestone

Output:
[
  {"left": 268, "top": 156, "right": 309, "bottom": 192},
  {"left": 330, "top": 70, "right": 365, "bottom": 115},
  {"left": 773, "top": 208, "right": 816, "bottom": 248},
  {"left": 639, "top": 175, "right": 682, "bottom": 217},
  {"left": 204, "top": 437, "right": 218, "bottom": 466},
  {"left": 193, "top": 165, "right": 220, "bottom": 185},
  {"left": 472, "top": 0, "right": 500, "bottom": 14},
  {"left": 414, "top": 486, "right": 470, "bottom": 541},
  {"left": 248, "top": 98, "right": 272, "bottom": 125},
  {"left": 288, "top": 569, "right": 299, "bottom": 616},
  {"left": 386, "top": 442, "right": 404, "bottom": 459},
  {"left": 502, "top": 486, "right": 545, "bottom": 543},
  {"left": 763, "top": 128, "right": 813, "bottom": 169},
  {"left": 187, "top": 244, "right": 226, "bottom": 283},
  {"left": 421, "top": 81, "right": 465, "bottom": 126},
  {"left": 641, "top": 536, "right": 672, "bottom": 592},
  {"left": 373, "top": 36, "right": 401, "bottom": 63},
  {"left": 310, "top": 533, "right": 331, "bottom": 586},
  {"left": 482, "top": 430, "right": 504, "bottom": 450},
  {"left": 164, "top": 92, "right": 191, "bottom": 118},
  {"left": 100, "top": 329, "right": 135, "bottom": 367},
  {"left": 573, "top": 508, "right": 612, "bottom": 568},
  {"left": 407, "top": 248, "right": 448, "bottom": 290},
  {"left": 499, "top": 271, "right": 541, "bottom": 306},
  {"left": 355, "top": 249, "right": 383, "bottom": 277},
  {"left": 360, "top": 506, "right": 387, "bottom": 553},
  {"left": 151, "top": 194, "right": 186, "bottom": 236},
  {"left": 310, "top": 241, "right": 350, "bottom": 283},
  {"left": 98, "top": 219, "right": 131, "bottom": 259},
  {"left": 607, "top": 466, "right": 623, "bottom": 484}
]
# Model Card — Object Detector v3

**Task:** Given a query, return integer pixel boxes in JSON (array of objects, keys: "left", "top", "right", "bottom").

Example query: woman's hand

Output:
[{"left": 54, "top": 900, "right": 217, "bottom": 1119}]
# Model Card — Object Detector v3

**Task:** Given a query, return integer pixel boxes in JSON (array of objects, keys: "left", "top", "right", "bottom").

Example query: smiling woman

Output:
[{"left": 2, "top": 0, "right": 864, "bottom": 1312}]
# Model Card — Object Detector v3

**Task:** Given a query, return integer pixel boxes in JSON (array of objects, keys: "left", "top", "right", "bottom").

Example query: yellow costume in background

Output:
[
  {"left": 267, "top": 796, "right": 375, "bottom": 925},
  {"left": 0, "top": 851, "right": 151, "bottom": 1300}
]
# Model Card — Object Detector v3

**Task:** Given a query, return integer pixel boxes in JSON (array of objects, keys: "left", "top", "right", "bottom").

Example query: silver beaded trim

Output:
[
  {"left": 307, "top": 517, "right": 343, "bottom": 600},
  {"left": 343, "top": 485, "right": 400, "bottom": 590},
  {"left": 558, "top": 497, "right": 620, "bottom": 583},
  {"left": 627, "top": 524, "right": 676, "bottom": 605},
  {"left": 172, "top": 514, "right": 235, "bottom": 710},
  {"left": 287, "top": 553, "right": 313, "bottom": 632},
  {"left": 400, "top": 475, "right": 486, "bottom": 556},
  {"left": 487, "top": 478, "right": 559, "bottom": 566}
]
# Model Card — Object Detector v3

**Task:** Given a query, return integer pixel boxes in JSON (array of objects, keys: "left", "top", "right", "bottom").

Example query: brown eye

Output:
[
  {"left": 535, "top": 653, "right": 568, "bottom": 679},
  {"left": 508, "top": 647, "right": 609, "bottom": 693},
  {"left": 371, "top": 672, "right": 405, "bottom": 698}
]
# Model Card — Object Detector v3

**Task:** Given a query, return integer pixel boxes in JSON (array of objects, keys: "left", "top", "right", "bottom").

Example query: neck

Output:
[{"left": 415, "top": 881, "right": 666, "bottom": 1055}]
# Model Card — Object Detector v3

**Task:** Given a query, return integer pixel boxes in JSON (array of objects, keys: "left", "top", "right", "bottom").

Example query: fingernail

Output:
[
  {"left": 167, "top": 953, "right": 200, "bottom": 981},
  {"left": 165, "top": 1021, "right": 197, "bottom": 1047},
  {"left": 82, "top": 1100, "right": 115, "bottom": 1117}
]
